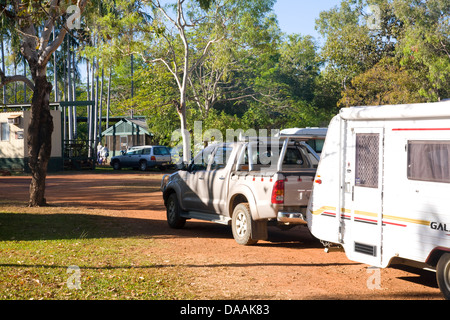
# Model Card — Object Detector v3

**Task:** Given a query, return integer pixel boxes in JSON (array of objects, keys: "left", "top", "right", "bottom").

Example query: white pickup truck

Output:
[{"left": 160, "top": 136, "right": 319, "bottom": 245}]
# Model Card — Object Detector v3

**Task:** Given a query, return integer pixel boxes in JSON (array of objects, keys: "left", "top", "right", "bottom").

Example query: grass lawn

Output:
[{"left": 0, "top": 204, "right": 193, "bottom": 300}]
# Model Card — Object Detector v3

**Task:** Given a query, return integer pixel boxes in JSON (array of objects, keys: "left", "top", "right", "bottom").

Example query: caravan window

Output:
[{"left": 408, "top": 141, "right": 450, "bottom": 183}]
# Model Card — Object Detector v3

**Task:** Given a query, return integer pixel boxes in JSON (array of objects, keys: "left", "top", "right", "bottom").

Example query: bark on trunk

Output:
[
  {"left": 27, "top": 76, "right": 54, "bottom": 207},
  {"left": 177, "top": 98, "right": 191, "bottom": 164}
]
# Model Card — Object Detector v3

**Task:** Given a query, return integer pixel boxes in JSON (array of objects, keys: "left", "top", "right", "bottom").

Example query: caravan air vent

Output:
[{"left": 354, "top": 242, "right": 377, "bottom": 257}]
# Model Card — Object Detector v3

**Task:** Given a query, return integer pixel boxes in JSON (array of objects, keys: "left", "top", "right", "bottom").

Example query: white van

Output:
[{"left": 306, "top": 101, "right": 450, "bottom": 300}]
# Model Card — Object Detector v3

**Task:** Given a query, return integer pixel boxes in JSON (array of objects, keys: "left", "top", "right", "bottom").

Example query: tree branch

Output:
[
  {"left": 38, "top": 0, "right": 88, "bottom": 67},
  {"left": 189, "top": 37, "right": 223, "bottom": 74},
  {"left": 150, "top": 57, "right": 182, "bottom": 91},
  {"left": 0, "top": 69, "right": 35, "bottom": 91},
  {"left": 37, "top": 0, "right": 60, "bottom": 57}
]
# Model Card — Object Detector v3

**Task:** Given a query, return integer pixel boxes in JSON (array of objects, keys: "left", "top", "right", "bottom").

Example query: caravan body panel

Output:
[{"left": 307, "top": 101, "right": 450, "bottom": 269}]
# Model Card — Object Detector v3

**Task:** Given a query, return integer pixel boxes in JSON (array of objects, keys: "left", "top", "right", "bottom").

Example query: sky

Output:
[{"left": 273, "top": 0, "right": 342, "bottom": 43}]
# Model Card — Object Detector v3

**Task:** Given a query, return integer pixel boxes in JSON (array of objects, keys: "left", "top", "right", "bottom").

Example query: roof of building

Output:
[{"left": 102, "top": 118, "right": 152, "bottom": 136}]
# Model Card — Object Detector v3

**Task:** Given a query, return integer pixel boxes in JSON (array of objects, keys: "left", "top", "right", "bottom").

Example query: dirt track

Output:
[{"left": 0, "top": 171, "right": 444, "bottom": 300}]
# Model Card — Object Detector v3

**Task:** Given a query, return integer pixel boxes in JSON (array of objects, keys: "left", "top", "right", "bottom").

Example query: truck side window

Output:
[
  {"left": 191, "top": 152, "right": 208, "bottom": 171},
  {"left": 210, "top": 147, "right": 233, "bottom": 170},
  {"left": 408, "top": 140, "right": 450, "bottom": 183},
  {"left": 191, "top": 146, "right": 214, "bottom": 172}
]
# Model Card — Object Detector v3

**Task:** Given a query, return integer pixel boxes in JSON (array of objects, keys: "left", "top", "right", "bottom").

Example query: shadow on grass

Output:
[
  {"left": 0, "top": 212, "right": 174, "bottom": 241},
  {"left": 0, "top": 212, "right": 323, "bottom": 250}
]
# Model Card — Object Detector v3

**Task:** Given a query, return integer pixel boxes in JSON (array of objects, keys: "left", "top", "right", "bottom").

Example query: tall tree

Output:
[
  {"left": 316, "top": 0, "right": 401, "bottom": 91},
  {"left": 0, "top": 0, "right": 88, "bottom": 207},
  {"left": 187, "top": 0, "right": 278, "bottom": 118},
  {"left": 394, "top": 0, "right": 450, "bottom": 100},
  {"left": 145, "top": 0, "right": 222, "bottom": 163}
]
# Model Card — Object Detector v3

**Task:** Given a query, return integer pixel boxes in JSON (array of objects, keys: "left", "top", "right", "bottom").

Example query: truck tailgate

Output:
[{"left": 282, "top": 171, "right": 316, "bottom": 207}]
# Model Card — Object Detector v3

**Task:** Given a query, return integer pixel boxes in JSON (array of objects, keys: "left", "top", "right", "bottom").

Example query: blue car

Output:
[{"left": 111, "top": 146, "right": 171, "bottom": 171}]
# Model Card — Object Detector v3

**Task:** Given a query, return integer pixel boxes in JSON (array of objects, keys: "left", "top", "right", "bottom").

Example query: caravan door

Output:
[{"left": 347, "top": 127, "right": 384, "bottom": 267}]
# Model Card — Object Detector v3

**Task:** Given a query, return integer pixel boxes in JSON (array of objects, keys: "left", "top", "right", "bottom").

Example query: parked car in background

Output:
[{"left": 111, "top": 145, "right": 171, "bottom": 171}]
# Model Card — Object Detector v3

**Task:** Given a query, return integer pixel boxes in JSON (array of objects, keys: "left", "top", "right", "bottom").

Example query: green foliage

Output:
[
  {"left": 317, "top": 0, "right": 450, "bottom": 107},
  {"left": 317, "top": 0, "right": 399, "bottom": 89},
  {"left": 339, "top": 57, "right": 429, "bottom": 107},
  {"left": 394, "top": 0, "right": 450, "bottom": 100}
]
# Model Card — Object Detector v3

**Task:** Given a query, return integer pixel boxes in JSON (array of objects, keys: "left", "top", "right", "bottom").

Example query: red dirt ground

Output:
[{"left": 0, "top": 171, "right": 444, "bottom": 300}]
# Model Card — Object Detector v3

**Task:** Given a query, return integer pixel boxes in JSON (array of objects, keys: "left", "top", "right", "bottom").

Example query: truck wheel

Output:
[
  {"left": 166, "top": 193, "right": 186, "bottom": 229},
  {"left": 232, "top": 203, "right": 258, "bottom": 246},
  {"left": 437, "top": 253, "right": 450, "bottom": 300}
]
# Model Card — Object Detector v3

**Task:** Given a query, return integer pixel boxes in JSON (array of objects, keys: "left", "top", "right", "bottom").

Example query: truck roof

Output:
[
  {"left": 340, "top": 100, "right": 450, "bottom": 121},
  {"left": 280, "top": 127, "right": 328, "bottom": 137}
]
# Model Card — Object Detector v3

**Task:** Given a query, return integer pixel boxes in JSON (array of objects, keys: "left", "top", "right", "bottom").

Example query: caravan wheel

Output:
[{"left": 437, "top": 253, "right": 450, "bottom": 300}]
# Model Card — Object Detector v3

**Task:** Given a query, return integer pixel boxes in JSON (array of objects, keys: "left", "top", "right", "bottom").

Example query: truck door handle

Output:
[
  {"left": 198, "top": 176, "right": 204, "bottom": 180},
  {"left": 219, "top": 176, "right": 225, "bottom": 180}
]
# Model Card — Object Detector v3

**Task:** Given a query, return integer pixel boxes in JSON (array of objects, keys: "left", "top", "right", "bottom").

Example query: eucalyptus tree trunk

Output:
[
  {"left": 72, "top": 44, "right": 77, "bottom": 139},
  {"left": 67, "top": 38, "right": 74, "bottom": 142},
  {"left": 151, "top": 0, "right": 217, "bottom": 164},
  {"left": 106, "top": 67, "right": 111, "bottom": 129},
  {"left": 27, "top": 74, "right": 54, "bottom": 207},
  {"left": 1, "top": 35, "right": 6, "bottom": 104},
  {"left": 53, "top": 27, "right": 58, "bottom": 102},
  {"left": 0, "top": 0, "right": 89, "bottom": 207}
]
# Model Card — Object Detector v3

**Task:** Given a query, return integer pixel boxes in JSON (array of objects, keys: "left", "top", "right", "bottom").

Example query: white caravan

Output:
[{"left": 306, "top": 101, "right": 450, "bottom": 299}]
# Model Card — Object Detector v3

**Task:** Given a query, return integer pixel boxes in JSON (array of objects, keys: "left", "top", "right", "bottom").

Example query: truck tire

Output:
[
  {"left": 232, "top": 203, "right": 258, "bottom": 246},
  {"left": 166, "top": 193, "right": 186, "bottom": 229},
  {"left": 437, "top": 253, "right": 450, "bottom": 300}
]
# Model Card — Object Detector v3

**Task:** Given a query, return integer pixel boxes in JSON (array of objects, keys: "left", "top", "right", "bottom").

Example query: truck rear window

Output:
[
  {"left": 408, "top": 140, "right": 450, "bottom": 183},
  {"left": 240, "top": 144, "right": 312, "bottom": 170}
]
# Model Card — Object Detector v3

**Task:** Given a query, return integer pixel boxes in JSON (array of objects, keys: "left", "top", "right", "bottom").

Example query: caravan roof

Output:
[{"left": 340, "top": 100, "right": 450, "bottom": 121}]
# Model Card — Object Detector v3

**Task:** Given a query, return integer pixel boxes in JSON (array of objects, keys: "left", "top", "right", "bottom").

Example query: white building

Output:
[{"left": 0, "top": 110, "right": 63, "bottom": 172}]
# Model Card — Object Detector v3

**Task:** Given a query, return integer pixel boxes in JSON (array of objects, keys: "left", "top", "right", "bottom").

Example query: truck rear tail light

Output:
[
  {"left": 151, "top": 156, "right": 156, "bottom": 161},
  {"left": 271, "top": 180, "right": 285, "bottom": 204}
]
